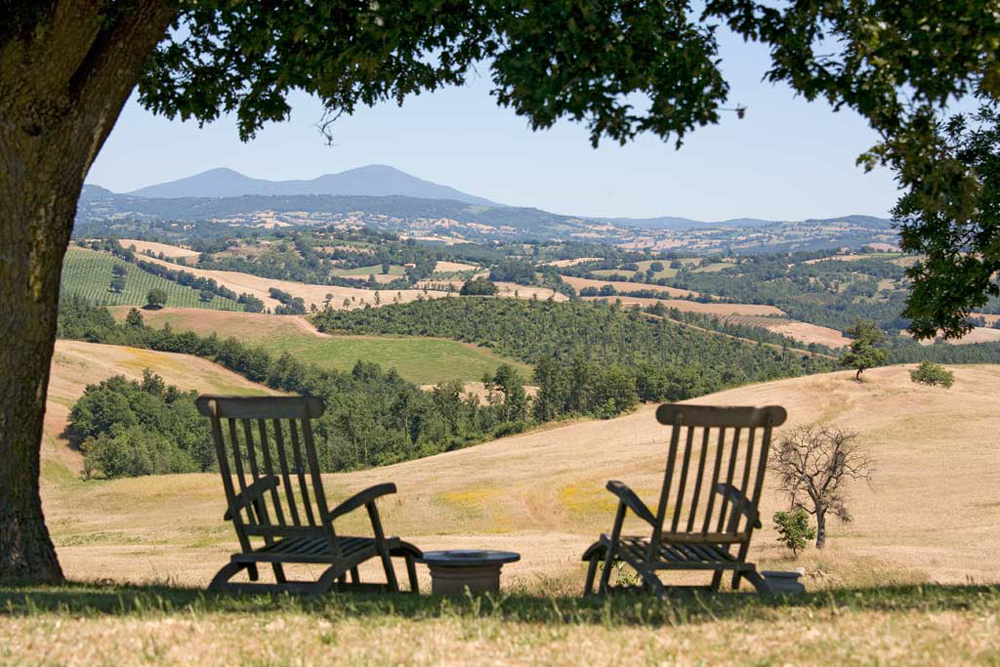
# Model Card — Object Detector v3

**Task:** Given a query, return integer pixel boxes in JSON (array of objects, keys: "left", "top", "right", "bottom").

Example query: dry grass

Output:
[
  {"left": 904, "top": 326, "right": 1000, "bottom": 346},
  {"left": 39, "top": 364, "right": 1000, "bottom": 593},
  {"left": 42, "top": 340, "right": 278, "bottom": 477},
  {"left": 765, "top": 320, "right": 850, "bottom": 348},
  {"left": 540, "top": 257, "right": 602, "bottom": 267},
  {"left": 135, "top": 254, "right": 448, "bottom": 310},
  {"left": 582, "top": 295, "right": 786, "bottom": 317},
  {"left": 119, "top": 239, "right": 200, "bottom": 261},
  {"left": 21, "top": 363, "right": 1000, "bottom": 664},
  {"left": 562, "top": 275, "right": 698, "bottom": 298},
  {"left": 433, "top": 260, "right": 478, "bottom": 272},
  {"left": 1, "top": 583, "right": 998, "bottom": 666}
]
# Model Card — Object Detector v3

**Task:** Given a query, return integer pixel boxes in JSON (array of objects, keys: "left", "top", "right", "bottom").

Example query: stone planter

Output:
[
  {"left": 417, "top": 550, "right": 520, "bottom": 595},
  {"left": 761, "top": 570, "right": 806, "bottom": 594}
]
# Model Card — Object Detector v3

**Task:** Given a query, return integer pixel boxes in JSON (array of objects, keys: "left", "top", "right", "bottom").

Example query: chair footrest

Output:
[
  {"left": 582, "top": 535, "right": 752, "bottom": 570},
  {"left": 232, "top": 535, "right": 400, "bottom": 564}
]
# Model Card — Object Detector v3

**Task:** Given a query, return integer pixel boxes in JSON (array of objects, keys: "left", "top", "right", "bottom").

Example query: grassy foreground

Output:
[{"left": 1, "top": 582, "right": 997, "bottom": 666}]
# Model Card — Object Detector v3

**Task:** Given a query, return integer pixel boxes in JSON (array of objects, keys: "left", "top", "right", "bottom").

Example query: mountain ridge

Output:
[{"left": 120, "top": 164, "right": 498, "bottom": 206}]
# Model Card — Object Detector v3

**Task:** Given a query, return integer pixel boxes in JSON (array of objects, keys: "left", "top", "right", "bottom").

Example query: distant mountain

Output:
[
  {"left": 121, "top": 165, "right": 498, "bottom": 205},
  {"left": 601, "top": 214, "right": 889, "bottom": 231},
  {"left": 80, "top": 184, "right": 115, "bottom": 200}
]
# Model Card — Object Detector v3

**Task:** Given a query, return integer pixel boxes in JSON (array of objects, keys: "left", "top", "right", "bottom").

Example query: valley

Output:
[{"left": 49, "top": 168, "right": 1000, "bottom": 600}]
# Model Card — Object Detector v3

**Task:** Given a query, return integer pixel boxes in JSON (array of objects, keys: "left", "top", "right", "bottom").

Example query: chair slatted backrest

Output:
[
  {"left": 650, "top": 405, "right": 787, "bottom": 551},
  {"left": 196, "top": 395, "right": 339, "bottom": 557}
]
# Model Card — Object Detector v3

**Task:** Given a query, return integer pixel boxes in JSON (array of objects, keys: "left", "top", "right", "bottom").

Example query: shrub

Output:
[
  {"left": 909, "top": 360, "right": 954, "bottom": 388},
  {"left": 773, "top": 509, "right": 816, "bottom": 557},
  {"left": 459, "top": 278, "right": 499, "bottom": 296},
  {"left": 145, "top": 287, "right": 167, "bottom": 309}
]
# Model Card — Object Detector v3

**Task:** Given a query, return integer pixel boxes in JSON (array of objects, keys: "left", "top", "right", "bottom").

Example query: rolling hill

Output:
[
  {"left": 42, "top": 339, "right": 278, "bottom": 479},
  {"left": 40, "top": 364, "right": 1000, "bottom": 590}
]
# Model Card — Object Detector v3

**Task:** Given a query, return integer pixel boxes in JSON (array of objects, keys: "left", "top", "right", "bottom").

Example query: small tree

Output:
[
  {"left": 109, "top": 277, "right": 126, "bottom": 293},
  {"left": 124, "top": 308, "right": 144, "bottom": 329},
  {"left": 840, "top": 319, "right": 888, "bottom": 381},
  {"left": 199, "top": 288, "right": 214, "bottom": 303},
  {"left": 772, "top": 509, "right": 816, "bottom": 558},
  {"left": 910, "top": 360, "right": 955, "bottom": 388},
  {"left": 111, "top": 264, "right": 128, "bottom": 277},
  {"left": 145, "top": 288, "right": 168, "bottom": 310},
  {"left": 770, "top": 426, "right": 876, "bottom": 549}
]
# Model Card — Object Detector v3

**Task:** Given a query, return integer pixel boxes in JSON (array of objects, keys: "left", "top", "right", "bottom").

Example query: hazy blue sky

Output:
[{"left": 87, "top": 29, "right": 899, "bottom": 222}]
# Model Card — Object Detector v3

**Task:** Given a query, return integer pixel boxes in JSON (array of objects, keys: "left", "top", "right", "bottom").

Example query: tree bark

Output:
[
  {"left": 0, "top": 0, "right": 174, "bottom": 582},
  {"left": 815, "top": 510, "right": 826, "bottom": 549}
]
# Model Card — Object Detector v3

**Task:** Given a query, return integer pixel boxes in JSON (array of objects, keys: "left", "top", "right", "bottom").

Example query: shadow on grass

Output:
[{"left": 0, "top": 581, "right": 997, "bottom": 626}]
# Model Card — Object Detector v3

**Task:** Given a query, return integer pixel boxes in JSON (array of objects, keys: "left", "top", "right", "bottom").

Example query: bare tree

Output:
[{"left": 769, "top": 426, "right": 876, "bottom": 549}]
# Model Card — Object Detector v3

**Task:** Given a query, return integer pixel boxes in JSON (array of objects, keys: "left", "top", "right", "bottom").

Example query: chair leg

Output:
[
  {"left": 583, "top": 551, "right": 601, "bottom": 596},
  {"left": 349, "top": 567, "right": 360, "bottom": 583},
  {"left": 741, "top": 568, "right": 769, "bottom": 594},
  {"left": 731, "top": 571, "right": 743, "bottom": 591},
  {"left": 403, "top": 555, "right": 419, "bottom": 594},
  {"left": 379, "top": 546, "right": 399, "bottom": 592},
  {"left": 638, "top": 568, "right": 664, "bottom": 597},
  {"left": 272, "top": 563, "right": 287, "bottom": 584},
  {"left": 599, "top": 503, "right": 628, "bottom": 594},
  {"left": 366, "top": 501, "right": 399, "bottom": 592},
  {"left": 208, "top": 562, "right": 249, "bottom": 591},
  {"left": 710, "top": 570, "right": 724, "bottom": 591},
  {"left": 312, "top": 566, "right": 343, "bottom": 595}
]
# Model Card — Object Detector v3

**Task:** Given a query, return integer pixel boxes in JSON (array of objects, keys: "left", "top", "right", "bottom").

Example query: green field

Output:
[
  {"left": 113, "top": 308, "right": 533, "bottom": 385},
  {"left": 692, "top": 261, "right": 735, "bottom": 273},
  {"left": 61, "top": 247, "right": 243, "bottom": 311},
  {"left": 592, "top": 260, "right": 678, "bottom": 280}
]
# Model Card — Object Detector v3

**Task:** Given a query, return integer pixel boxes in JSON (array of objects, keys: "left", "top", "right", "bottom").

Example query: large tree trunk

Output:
[{"left": 0, "top": 0, "right": 174, "bottom": 582}]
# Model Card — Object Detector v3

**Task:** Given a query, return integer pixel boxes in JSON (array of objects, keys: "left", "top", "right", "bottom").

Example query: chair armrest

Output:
[
  {"left": 606, "top": 481, "right": 657, "bottom": 525},
  {"left": 225, "top": 476, "right": 280, "bottom": 521},
  {"left": 326, "top": 483, "right": 397, "bottom": 522},
  {"left": 714, "top": 483, "right": 762, "bottom": 528}
]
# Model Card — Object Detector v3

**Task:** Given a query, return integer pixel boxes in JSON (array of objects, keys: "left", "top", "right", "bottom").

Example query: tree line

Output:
[
  {"left": 314, "top": 297, "right": 837, "bottom": 401},
  {"left": 58, "top": 296, "right": 595, "bottom": 478}
]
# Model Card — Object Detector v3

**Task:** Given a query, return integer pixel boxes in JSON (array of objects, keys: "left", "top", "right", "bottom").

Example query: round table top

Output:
[{"left": 416, "top": 549, "right": 521, "bottom": 567}]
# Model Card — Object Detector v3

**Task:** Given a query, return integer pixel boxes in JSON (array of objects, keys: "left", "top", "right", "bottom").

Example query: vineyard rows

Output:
[{"left": 60, "top": 247, "right": 243, "bottom": 311}]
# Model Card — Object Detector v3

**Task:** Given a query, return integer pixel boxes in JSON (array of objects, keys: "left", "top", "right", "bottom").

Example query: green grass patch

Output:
[
  {"left": 61, "top": 248, "right": 242, "bottom": 311},
  {"left": 125, "top": 309, "right": 532, "bottom": 385},
  {"left": 2, "top": 582, "right": 996, "bottom": 665},
  {"left": 592, "top": 261, "right": 678, "bottom": 280},
  {"left": 277, "top": 335, "right": 530, "bottom": 385},
  {"left": 692, "top": 262, "right": 735, "bottom": 273}
]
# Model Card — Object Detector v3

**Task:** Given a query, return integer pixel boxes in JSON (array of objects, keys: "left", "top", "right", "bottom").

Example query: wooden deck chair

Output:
[
  {"left": 582, "top": 404, "right": 787, "bottom": 596},
  {"left": 196, "top": 395, "right": 422, "bottom": 594}
]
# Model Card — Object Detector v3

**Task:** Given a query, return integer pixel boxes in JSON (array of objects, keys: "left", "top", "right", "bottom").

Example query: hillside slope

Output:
[
  {"left": 43, "top": 340, "right": 278, "bottom": 477},
  {"left": 42, "top": 364, "right": 1000, "bottom": 590}
]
